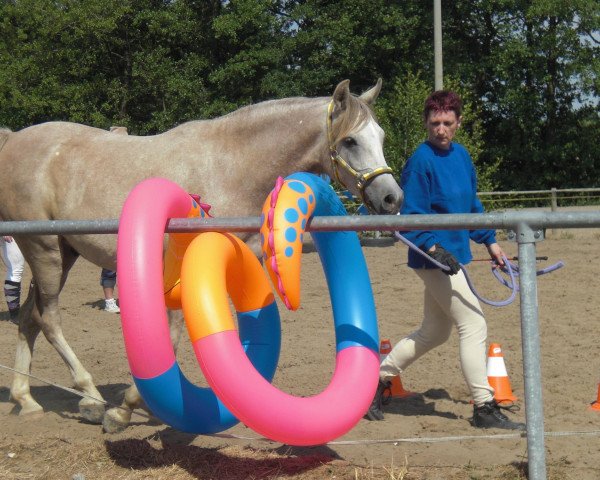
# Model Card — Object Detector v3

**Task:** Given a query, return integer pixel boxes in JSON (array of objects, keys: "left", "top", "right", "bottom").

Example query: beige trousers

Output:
[{"left": 380, "top": 268, "right": 494, "bottom": 406}]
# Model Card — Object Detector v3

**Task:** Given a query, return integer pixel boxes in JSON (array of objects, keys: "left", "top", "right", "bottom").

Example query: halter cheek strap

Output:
[{"left": 326, "top": 101, "right": 393, "bottom": 210}]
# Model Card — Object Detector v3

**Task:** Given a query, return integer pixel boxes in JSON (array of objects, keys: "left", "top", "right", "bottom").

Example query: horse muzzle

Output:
[{"left": 364, "top": 178, "right": 403, "bottom": 215}]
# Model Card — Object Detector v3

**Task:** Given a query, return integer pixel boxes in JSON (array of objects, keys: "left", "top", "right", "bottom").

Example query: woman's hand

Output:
[
  {"left": 486, "top": 243, "right": 506, "bottom": 267},
  {"left": 428, "top": 244, "right": 461, "bottom": 275}
]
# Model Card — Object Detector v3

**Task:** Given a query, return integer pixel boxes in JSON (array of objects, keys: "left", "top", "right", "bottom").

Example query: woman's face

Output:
[{"left": 425, "top": 110, "right": 462, "bottom": 150}]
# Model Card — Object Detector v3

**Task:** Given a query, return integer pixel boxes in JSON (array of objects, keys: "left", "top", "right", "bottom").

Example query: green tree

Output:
[
  {"left": 205, "top": 0, "right": 289, "bottom": 114},
  {"left": 0, "top": 0, "right": 597, "bottom": 191},
  {"left": 443, "top": 0, "right": 599, "bottom": 189},
  {"left": 0, "top": 0, "right": 216, "bottom": 133},
  {"left": 268, "top": 0, "right": 430, "bottom": 96},
  {"left": 376, "top": 72, "right": 430, "bottom": 174}
]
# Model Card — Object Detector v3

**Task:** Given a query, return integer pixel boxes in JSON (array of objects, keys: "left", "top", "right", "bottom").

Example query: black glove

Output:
[{"left": 428, "top": 245, "right": 460, "bottom": 275}]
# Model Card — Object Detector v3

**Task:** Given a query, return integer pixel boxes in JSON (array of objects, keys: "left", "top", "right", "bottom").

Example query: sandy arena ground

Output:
[{"left": 0, "top": 221, "right": 599, "bottom": 479}]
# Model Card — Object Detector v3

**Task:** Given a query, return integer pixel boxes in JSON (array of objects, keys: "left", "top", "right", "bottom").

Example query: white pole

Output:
[{"left": 434, "top": 0, "right": 443, "bottom": 90}]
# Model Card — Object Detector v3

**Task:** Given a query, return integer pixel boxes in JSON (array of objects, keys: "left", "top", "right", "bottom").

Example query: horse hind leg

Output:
[
  {"left": 55, "top": 245, "right": 107, "bottom": 423},
  {"left": 102, "top": 382, "right": 145, "bottom": 434},
  {"left": 10, "top": 281, "right": 44, "bottom": 416},
  {"left": 12, "top": 239, "right": 106, "bottom": 424},
  {"left": 103, "top": 309, "right": 184, "bottom": 433}
]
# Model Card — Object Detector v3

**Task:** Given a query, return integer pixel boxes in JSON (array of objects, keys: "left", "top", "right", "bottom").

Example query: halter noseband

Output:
[{"left": 326, "top": 101, "right": 393, "bottom": 211}]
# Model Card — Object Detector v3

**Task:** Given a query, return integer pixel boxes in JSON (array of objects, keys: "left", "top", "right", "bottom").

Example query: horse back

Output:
[
  {"left": 0, "top": 100, "right": 327, "bottom": 266},
  {"left": 0, "top": 122, "right": 170, "bottom": 222}
]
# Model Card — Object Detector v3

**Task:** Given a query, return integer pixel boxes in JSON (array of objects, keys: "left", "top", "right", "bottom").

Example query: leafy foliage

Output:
[{"left": 0, "top": 0, "right": 597, "bottom": 189}]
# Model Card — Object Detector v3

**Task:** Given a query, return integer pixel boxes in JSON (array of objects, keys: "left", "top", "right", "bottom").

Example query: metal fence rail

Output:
[
  {"left": 339, "top": 187, "right": 600, "bottom": 213},
  {"left": 2, "top": 210, "right": 600, "bottom": 480},
  {"left": 2, "top": 210, "right": 600, "bottom": 235},
  {"left": 478, "top": 187, "right": 600, "bottom": 211}
]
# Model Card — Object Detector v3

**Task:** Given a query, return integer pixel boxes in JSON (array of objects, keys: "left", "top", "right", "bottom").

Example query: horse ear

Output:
[
  {"left": 359, "top": 78, "right": 383, "bottom": 105},
  {"left": 332, "top": 79, "right": 351, "bottom": 111}
]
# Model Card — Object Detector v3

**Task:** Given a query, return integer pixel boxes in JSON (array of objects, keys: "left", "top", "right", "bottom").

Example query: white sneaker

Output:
[{"left": 104, "top": 298, "right": 120, "bottom": 313}]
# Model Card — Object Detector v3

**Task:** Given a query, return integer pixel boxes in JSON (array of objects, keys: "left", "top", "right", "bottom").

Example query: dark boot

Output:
[
  {"left": 472, "top": 399, "right": 526, "bottom": 430},
  {"left": 4, "top": 280, "right": 21, "bottom": 321},
  {"left": 364, "top": 380, "right": 391, "bottom": 421}
]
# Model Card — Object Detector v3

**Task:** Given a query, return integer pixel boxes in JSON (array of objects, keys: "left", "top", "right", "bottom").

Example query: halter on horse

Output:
[{"left": 326, "top": 100, "right": 394, "bottom": 212}]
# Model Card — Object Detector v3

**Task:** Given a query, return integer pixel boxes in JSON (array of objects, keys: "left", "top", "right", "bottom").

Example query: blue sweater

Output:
[{"left": 400, "top": 141, "right": 496, "bottom": 269}]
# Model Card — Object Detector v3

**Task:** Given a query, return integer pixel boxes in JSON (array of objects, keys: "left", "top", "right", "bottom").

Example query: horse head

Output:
[{"left": 326, "top": 79, "right": 403, "bottom": 214}]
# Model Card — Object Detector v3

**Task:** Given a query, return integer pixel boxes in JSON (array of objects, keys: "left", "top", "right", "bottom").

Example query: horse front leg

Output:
[{"left": 103, "top": 309, "right": 184, "bottom": 433}]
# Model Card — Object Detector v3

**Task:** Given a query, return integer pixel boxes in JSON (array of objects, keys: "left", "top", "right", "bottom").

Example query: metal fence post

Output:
[
  {"left": 550, "top": 188, "right": 558, "bottom": 236},
  {"left": 515, "top": 222, "right": 547, "bottom": 480}
]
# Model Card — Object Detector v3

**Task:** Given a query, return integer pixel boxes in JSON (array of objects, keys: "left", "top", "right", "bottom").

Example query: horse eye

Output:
[{"left": 343, "top": 137, "right": 357, "bottom": 147}]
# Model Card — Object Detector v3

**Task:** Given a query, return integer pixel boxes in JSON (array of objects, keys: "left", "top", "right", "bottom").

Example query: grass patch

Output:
[
  {"left": 559, "top": 230, "right": 575, "bottom": 240},
  {"left": 0, "top": 438, "right": 588, "bottom": 480}
]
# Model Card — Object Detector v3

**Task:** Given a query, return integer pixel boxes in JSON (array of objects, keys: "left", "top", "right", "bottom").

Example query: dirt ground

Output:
[{"left": 0, "top": 222, "right": 599, "bottom": 479}]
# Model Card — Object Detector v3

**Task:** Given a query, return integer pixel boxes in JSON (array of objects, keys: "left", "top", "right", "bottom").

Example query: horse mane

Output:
[
  {"left": 329, "top": 94, "right": 375, "bottom": 148},
  {"left": 220, "top": 97, "right": 323, "bottom": 122},
  {"left": 215, "top": 94, "right": 374, "bottom": 150}
]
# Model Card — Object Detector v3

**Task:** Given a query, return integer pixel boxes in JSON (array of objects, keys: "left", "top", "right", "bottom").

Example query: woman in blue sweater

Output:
[{"left": 366, "top": 91, "right": 524, "bottom": 430}]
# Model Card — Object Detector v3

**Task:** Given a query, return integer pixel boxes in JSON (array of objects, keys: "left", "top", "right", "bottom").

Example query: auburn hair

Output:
[{"left": 423, "top": 91, "right": 462, "bottom": 120}]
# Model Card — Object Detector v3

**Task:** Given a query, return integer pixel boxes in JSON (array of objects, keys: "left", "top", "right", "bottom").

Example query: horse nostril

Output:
[{"left": 384, "top": 192, "right": 402, "bottom": 212}]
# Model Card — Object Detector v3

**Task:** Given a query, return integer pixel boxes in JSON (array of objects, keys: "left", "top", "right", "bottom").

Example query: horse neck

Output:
[{"left": 212, "top": 97, "right": 331, "bottom": 176}]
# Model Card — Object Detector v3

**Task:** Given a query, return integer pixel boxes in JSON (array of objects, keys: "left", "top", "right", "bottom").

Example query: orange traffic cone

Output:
[
  {"left": 379, "top": 339, "right": 416, "bottom": 398},
  {"left": 589, "top": 383, "right": 600, "bottom": 411},
  {"left": 486, "top": 343, "right": 518, "bottom": 404}
]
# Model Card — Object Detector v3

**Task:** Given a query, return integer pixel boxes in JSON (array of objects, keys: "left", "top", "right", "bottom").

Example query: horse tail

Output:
[{"left": 0, "top": 128, "right": 11, "bottom": 151}]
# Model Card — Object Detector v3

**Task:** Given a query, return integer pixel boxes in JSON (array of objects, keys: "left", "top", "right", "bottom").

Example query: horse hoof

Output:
[
  {"left": 102, "top": 409, "right": 129, "bottom": 434},
  {"left": 79, "top": 401, "right": 105, "bottom": 424},
  {"left": 18, "top": 405, "right": 44, "bottom": 418}
]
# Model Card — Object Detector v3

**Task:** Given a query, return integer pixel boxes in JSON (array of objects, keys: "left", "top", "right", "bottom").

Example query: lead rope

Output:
[{"left": 393, "top": 231, "right": 564, "bottom": 307}]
